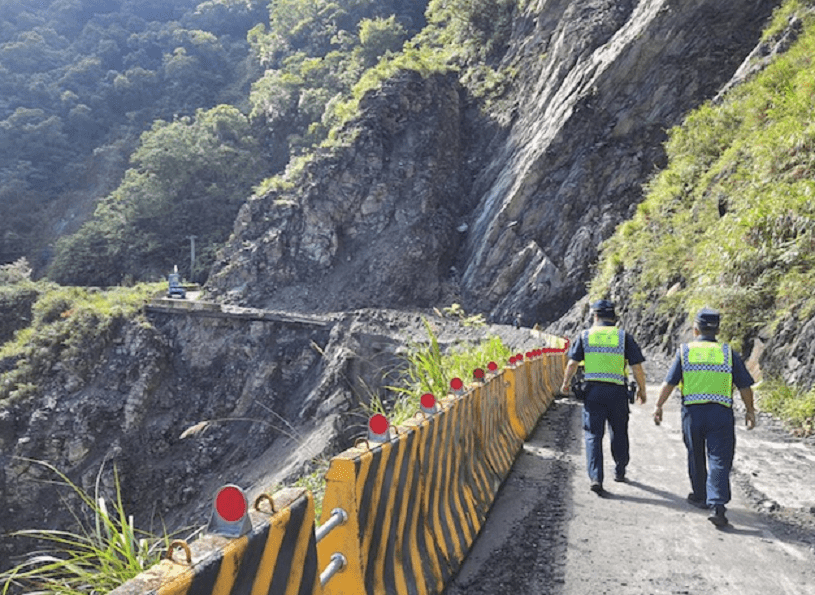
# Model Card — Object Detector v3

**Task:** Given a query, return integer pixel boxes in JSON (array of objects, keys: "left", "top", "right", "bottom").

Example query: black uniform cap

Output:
[
  {"left": 590, "top": 299, "right": 616, "bottom": 319},
  {"left": 694, "top": 307, "right": 720, "bottom": 331}
]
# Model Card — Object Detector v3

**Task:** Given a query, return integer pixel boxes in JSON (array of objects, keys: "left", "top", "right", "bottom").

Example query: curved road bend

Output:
[{"left": 444, "top": 384, "right": 815, "bottom": 595}]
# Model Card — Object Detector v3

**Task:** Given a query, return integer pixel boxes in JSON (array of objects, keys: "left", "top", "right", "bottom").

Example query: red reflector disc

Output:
[
  {"left": 487, "top": 362, "right": 498, "bottom": 372},
  {"left": 215, "top": 486, "right": 247, "bottom": 522},
  {"left": 421, "top": 393, "right": 435, "bottom": 408},
  {"left": 369, "top": 414, "right": 389, "bottom": 435},
  {"left": 450, "top": 377, "right": 464, "bottom": 391}
]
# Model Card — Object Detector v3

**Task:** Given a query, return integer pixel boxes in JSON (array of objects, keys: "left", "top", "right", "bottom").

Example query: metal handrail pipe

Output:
[
  {"left": 315, "top": 508, "right": 348, "bottom": 543},
  {"left": 319, "top": 553, "right": 347, "bottom": 587}
]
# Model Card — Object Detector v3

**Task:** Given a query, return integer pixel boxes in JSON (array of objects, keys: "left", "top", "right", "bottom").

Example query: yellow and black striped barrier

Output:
[
  {"left": 108, "top": 487, "right": 320, "bottom": 595},
  {"left": 317, "top": 343, "right": 566, "bottom": 595},
  {"left": 109, "top": 337, "right": 567, "bottom": 595}
]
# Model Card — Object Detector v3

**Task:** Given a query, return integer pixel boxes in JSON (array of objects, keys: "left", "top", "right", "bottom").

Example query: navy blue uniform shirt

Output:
[
  {"left": 567, "top": 321, "right": 646, "bottom": 367},
  {"left": 663, "top": 336, "right": 754, "bottom": 389}
]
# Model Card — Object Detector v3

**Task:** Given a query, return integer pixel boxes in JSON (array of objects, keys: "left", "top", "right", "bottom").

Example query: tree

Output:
[
  {"left": 50, "top": 105, "right": 269, "bottom": 284},
  {"left": 357, "top": 16, "right": 405, "bottom": 68}
]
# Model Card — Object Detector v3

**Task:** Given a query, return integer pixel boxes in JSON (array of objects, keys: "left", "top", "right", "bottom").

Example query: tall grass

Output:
[
  {"left": 367, "top": 319, "right": 513, "bottom": 426},
  {"left": 0, "top": 460, "right": 168, "bottom": 595},
  {"left": 757, "top": 378, "right": 815, "bottom": 436},
  {"left": 592, "top": 2, "right": 815, "bottom": 340}
]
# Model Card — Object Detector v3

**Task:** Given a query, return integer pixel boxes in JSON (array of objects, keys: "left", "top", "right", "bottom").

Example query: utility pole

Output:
[{"left": 187, "top": 235, "right": 197, "bottom": 282}]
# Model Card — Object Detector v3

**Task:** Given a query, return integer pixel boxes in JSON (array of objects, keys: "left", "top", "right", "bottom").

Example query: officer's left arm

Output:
[
  {"left": 739, "top": 386, "right": 756, "bottom": 429},
  {"left": 631, "top": 363, "right": 647, "bottom": 404},
  {"left": 732, "top": 351, "right": 757, "bottom": 430},
  {"left": 653, "top": 349, "right": 683, "bottom": 425},
  {"left": 625, "top": 334, "right": 647, "bottom": 404}
]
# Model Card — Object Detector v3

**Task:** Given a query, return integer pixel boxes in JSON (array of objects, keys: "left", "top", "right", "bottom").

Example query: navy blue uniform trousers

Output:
[
  {"left": 583, "top": 382, "right": 630, "bottom": 484},
  {"left": 681, "top": 403, "right": 735, "bottom": 506}
]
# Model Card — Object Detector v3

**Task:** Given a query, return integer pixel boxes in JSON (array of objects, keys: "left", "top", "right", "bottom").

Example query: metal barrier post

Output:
[
  {"left": 320, "top": 553, "right": 348, "bottom": 587},
  {"left": 315, "top": 507, "right": 349, "bottom": 589}
]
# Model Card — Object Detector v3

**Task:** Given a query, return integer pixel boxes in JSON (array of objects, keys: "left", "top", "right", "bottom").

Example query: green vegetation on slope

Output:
[
  {"left": 0, "top": 0, "right": 268, "bottom": 267},
  {"left": 591, "top": 1, "right": 815, "bottom": 431},
  {"left": 0, "top": 269, "right": 162, "bottom": 404},
  {"left": 593, "top": 3, "right": 815, "bottom": 345},
  {"left": 49, "top": 105, "right": 265, "bottom": 285},
  {"left": 50, "top": 0, "right": 521, "bottom": 285}
]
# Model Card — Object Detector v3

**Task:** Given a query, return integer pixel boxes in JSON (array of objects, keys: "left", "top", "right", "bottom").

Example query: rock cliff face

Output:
[
  {"left": 207, "top": 72, "right": 467, "bottom": 311},
  {"left": 0, "top": 304, "right": 542, "bottom": 569},
  {"left": 0, "top": 309, "right": 336, "bottom": 565},
  {"left": 207, "top": 0, "right": 778, "bottom": 328}
]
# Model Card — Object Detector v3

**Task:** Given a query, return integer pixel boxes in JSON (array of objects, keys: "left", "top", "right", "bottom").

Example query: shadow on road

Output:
[{"left": 601, "top": 479, "right": 691, "bottom": 511}]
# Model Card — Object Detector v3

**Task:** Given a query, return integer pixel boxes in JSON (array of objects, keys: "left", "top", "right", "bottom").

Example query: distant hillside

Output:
[
  {"left": 0, "top": 0, "right": 267, "bottom": 271},
  {"left": 0, "top": 0, "right": 425, "bottom": 282}
]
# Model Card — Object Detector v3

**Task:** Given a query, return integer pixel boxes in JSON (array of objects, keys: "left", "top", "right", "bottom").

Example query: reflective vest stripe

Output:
[
  {"left": 680, "top": 342, "right": 733, "bottom": 407},
  {"left": 583, "top": 327, "right": 626, "bottom": 385}
]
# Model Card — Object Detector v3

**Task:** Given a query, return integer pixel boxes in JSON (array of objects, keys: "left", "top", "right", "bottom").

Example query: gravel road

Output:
[{"left": 444, "top": 381, "right": 815, "bottom": 595}]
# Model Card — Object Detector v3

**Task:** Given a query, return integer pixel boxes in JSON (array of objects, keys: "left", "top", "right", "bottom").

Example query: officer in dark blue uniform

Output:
[
  {"left": 653, "top": 308, "right": 756, "bottom": 527},
  {"left": 560, "top": 300, "right": 647, "bottom": 494}
]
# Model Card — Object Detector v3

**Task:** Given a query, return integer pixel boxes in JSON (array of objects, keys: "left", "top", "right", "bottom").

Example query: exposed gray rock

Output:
[
  {"left": 207, "top": 70, "right": 466, "bottom": 312},
  {"left": 459, "top": 0, "right": 778, "bottom": 325},
  {"left": 206, "top": 0, "right": 777, "bottom": 331}
]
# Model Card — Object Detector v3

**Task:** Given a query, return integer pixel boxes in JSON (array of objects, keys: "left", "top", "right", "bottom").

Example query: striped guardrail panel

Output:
[
  {"left": 109, "top": 488, "right": 320, "bottom": 595},
  {"left": 421, "top": 395, "right": 478, "bottom": 587},
  {"left": 516, "top": 362, "right": 541, "bottom": 437},
  {"left": 524, "top": 358, "right": 547, "bottom": 418},
  {"left": 504, "top": 365, "right": 531, "bottom": 441},
  {"left": 318, "top": 416, "right": 460, "bottom": 595},
  {"left": 534, "top": 354, "right": 554, "bottom": 404},
  {"left": 474, "top": 376, "right": 522, "bottom": 485}
]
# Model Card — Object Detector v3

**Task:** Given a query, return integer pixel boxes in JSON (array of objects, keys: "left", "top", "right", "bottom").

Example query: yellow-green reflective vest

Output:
[
  {"left": 582, "top": 326, "right": 626, "bottom": 385},
  {"left": 680, "top": 341, "right": 734, "bottom": 407}
]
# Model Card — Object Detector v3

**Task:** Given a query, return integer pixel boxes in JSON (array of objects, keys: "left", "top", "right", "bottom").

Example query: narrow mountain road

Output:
[{"left": 444, "top": 383, "right": 815, "bottom": 595}]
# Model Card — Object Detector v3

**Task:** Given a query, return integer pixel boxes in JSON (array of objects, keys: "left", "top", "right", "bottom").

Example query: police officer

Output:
[
  {"left": 653, "top": 308, "right": 756, "bottom": 527},
  {"left": 560, "top": 299, "right": 647, "bottom": 494}
]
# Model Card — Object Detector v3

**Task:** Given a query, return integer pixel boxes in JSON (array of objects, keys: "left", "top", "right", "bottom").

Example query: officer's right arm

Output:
[
  {"left": 653, "top": 382, "right": 675, "bottom": 425},
  {"left": 560, "top": 359, "right": 580, "bottom": 394}
]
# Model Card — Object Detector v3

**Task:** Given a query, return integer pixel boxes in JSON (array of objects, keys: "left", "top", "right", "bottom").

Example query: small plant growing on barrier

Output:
[{"left": 366, "top": 319, "right": 512, "bottom": 426}]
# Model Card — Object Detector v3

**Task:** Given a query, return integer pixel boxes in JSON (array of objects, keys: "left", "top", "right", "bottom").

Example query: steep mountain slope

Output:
[
  {"left": 551, "top": 5, "right": 815, "bottom": 396},
  {"left": 207, "top": 0, "right": 779, "bottom": 330}
]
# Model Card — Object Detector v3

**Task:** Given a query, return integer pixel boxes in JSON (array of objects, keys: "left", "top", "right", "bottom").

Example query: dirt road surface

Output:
[{"left": 445, "top": 382, "right": 815, "bottom": 595}]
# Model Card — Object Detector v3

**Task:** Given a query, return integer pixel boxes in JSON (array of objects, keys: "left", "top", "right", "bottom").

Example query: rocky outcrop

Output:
[
  {"left": 207, "top": 71, "right": 467, "bottom": 311},
  {"left": 206, "top": 0, "right": 778, "bottom": 328},
  {"left": 0, "top": 308, "right": 342, "bottom": 566}
]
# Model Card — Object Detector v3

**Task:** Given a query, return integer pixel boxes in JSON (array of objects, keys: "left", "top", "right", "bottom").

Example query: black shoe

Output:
[
  {"left": 613, "top": 473, "right": 627, "bottom": 483},
  {"left": 708, "top": 505, "right": 728, "bottom": 527},
  {"left": 590, "top": 481, "right": 604, "bottom": 495},
  {"left": 687, "top": 493, "right": 707, "bottom": 509}
]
